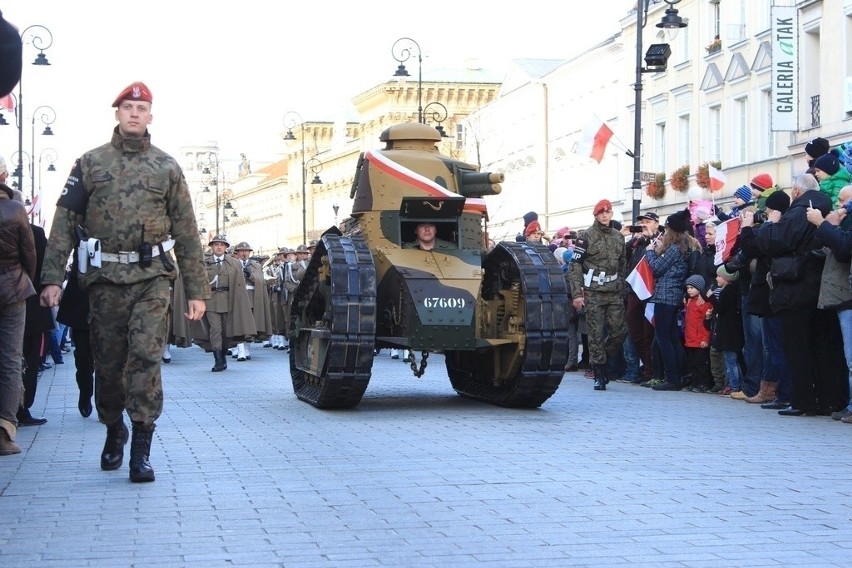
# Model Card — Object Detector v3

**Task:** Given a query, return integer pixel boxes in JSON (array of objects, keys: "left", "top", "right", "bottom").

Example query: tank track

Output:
[
  {"left": 289, "top": 234, "right": 376, "bottom": 409},
  {"left": 446, "top": 241, "right": 568, "bottom": 408}
]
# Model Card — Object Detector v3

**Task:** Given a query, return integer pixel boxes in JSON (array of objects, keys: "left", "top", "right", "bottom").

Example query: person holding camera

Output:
[
  {"left": 741, "top": 173, "right": 845, "bottom": 416},
  {"left": 39, "top": 82, "right": 209, "bottom": 482}
]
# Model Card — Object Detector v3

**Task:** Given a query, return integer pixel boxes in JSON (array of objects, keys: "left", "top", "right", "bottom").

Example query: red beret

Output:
[
  {"left": 112, "top": 81, "right": 152, "bottom": 107},
  {"left": 593, "top": 199, "right": 613, "bottom": 216}
]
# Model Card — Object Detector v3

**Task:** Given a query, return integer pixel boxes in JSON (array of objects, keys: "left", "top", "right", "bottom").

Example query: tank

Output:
[{"left": 289, "top": 122, "right": 569, "bottom": 409}]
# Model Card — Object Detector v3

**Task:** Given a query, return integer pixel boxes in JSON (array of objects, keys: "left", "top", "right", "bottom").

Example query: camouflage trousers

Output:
[
  {"left": 88, "top": 277, "right": 169, "bottom": 427},
  {"left": 584, "top": 289, "right": 627, "bottom": 366}
]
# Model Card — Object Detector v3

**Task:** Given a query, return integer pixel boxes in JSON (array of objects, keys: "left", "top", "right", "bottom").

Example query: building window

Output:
[
  {"left": 709, "top": 105, "right": 721, "bottom": 163},
  {"left": 734, "top": 97, "right": 748, "bottom": 164},
  {"left": 455, "top": 124, "right": 466, "bottom": 151},
  {"left": 677, "top": 114, "right": 690, "bottom": 166},
  {"left": 727, "top": 0, "right": 747, "bottom": 43},
  {"left": 655, "top": 122, "right": 667, "bottom": 173}
]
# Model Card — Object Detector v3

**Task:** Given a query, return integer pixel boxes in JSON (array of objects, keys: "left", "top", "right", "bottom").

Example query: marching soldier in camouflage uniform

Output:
[
  {"left": 40, "top": 81, "right": 209, "bottom": 482},
  {"left": 568, "top": 199, "right": 627, "bottom": 391}
]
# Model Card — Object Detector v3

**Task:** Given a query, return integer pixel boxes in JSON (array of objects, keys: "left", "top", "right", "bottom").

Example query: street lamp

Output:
[
  {"left": 37, "top": 147, "right": 57, "bottom": 220},
  {"left": 10, "top": 151, "right": 30, "bottom": 192},
  {"left": 332, "top": 202, "right": 339, "bottom": 228},
  {"left": 423, "top": 101, "right": 450, "bottom": 137},
  {"left": 629, "top": 0, "right": 686, "bottom": 222},
  {"left": 284, "top": 111, "right": 323, "bottom": 246},
  {"left": 222, "top": 199, "right": 237, "bottom": 236},
  {"left": 12, "top": 25, "right": 53, "bottom": 202},
  {"left": 200, "top": 153, "right": 223, "bottom": 235},
  {"left": 30, "top": 105, "right": 56, "bottom": 222},
  {"left": 391, "top": 37, "right": 423, "bottom": 124}
]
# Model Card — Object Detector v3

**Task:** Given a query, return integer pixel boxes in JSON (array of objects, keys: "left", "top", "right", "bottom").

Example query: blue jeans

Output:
[
  {"left": 723, "top": 350, "right": 743, "bottom": 390},
  {"left": 761, "top": 315, "right": 791, "bottom": 401},
  {"left": 653, "top": 303, "right": 683, "bottom": 385},
  {"left": 623, "top": 333, "right": 640, "bottom": 381},
  {"left": 741, "top": 297, "right": 763, "bottom": 396},
  {"left": 837, "top": 309, "right": 852, "bottom": 411}
]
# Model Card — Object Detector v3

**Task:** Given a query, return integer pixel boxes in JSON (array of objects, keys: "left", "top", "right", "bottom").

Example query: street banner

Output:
[{"left": 771, "top": 5, "right": 798, "bottom": 131}]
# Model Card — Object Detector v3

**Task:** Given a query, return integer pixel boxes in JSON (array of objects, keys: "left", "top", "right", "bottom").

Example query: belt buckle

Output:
[{"left": 118, "top": 251, "right": 132, "bottom": 264}]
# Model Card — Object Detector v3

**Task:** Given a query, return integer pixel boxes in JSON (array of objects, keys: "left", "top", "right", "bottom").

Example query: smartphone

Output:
[{"left": 629, "top": 226, "right": 644, "bottom": 233}]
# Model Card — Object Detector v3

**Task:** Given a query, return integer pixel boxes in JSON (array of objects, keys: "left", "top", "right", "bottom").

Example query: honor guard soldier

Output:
[
  {"left": 266, "top": 247, "right": 288, "bottom": 349},
  {"left": 232, "top": 242, "right": 273, "bottom": 360},
  {"left": 197, "top": 234, "right": 254, "bottom": 371},
  {"left": 39, "top": 81, "right": 209, "bottom": 482},
  {"left": 568, "top": 199, "right": 627, "bottom": 390}
]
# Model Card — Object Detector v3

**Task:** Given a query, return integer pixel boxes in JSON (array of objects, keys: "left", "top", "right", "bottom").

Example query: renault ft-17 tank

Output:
[{"left": 289, "top": 122, "right": 569, "bottom": 409}]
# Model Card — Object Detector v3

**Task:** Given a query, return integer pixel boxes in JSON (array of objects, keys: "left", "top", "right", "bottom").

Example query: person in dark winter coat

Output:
[{"left": 742, "top": 173, "right": 846, "bottom": 416}]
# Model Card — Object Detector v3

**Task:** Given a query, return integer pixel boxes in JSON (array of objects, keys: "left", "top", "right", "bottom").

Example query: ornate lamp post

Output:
[
  {"left": 283, "top": 111, "right": 323, "bottom": 246},
  {"left": 423, "top": 101, "right": 449, "bottom": 137},
  {"left": 29, "top": 105, "right": 55, "bottom": 221},
  {"left": 332, "top": 202, "right": 340, "bottom": 228},
  {"left": 391, "top": 37, "right": 423, "bottom": 124},
  {"left": 13, "top": 25, "right": 53, "bottom": 201},
  {"left": 629, "top": 0, "right": 687, "bottom": 221},
  {"left": 201, "top": 153, "right": 226, "bottom": 236},
  {"left": 37, "top": 147, "right": 57, "bottom": 221}
]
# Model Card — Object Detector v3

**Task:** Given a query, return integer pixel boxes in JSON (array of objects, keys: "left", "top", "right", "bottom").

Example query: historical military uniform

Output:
[
  {"left": 265, "top": 248, "right": 288, "bottom": 349},
  {"left": 40, "top": 82, "right": 209, "bottom": 482},
  {"left": 195, "top": 235, "right": 254, "bottom": 371},
  {"left": 568, "top": 210, "right": 627, "bottom": 389},
  {"left": 232, "top": 241, "right": 273, "bottom": 361},
  {"left": 281, "top": 247, "right": 306, "bottom": 350}
]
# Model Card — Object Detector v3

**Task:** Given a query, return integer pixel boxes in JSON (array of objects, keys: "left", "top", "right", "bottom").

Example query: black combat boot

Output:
[
  {"left": 220, "top": 349, "right": 228, "bottom": 370},
  {"left": 100, "top": 418, "right": 129, "bottom": 471},
  {"left": 211, "top": 350, "right": 226, "bottom": 372},
  {"left": 593, "top": 364, "right": 607, "bottom": 391},
  {"left": 129, "top": 422, "right": 155, "bottom": 483}
]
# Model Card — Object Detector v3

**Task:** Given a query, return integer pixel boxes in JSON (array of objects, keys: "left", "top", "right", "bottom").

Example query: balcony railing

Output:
[{"left": 811, "top": 94, "right": 820, "bottom": 128}]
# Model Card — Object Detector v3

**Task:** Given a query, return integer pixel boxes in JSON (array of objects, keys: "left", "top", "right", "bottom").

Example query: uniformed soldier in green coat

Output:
[
  {"left": 568, "top": 199, "right": 627, "bottom": 391},
  {"left": 40, "top": 81, "right": 209, "bottom": 483}
]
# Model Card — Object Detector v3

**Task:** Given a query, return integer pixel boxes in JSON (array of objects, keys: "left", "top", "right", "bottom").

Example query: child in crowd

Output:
[
  {"left": 683, "top": 275, "right": 714, "bottom": 392},
  {"left": 709, "top": 265, "right": 745, "bottom": 398}
]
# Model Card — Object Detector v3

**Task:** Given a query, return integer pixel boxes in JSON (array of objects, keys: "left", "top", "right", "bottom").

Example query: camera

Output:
[
  {"left": 752, "top": 210, "right": 767, "bottom": 224},
  {"left": 629, "top": 226, "right": 644, "bottom": 233}
]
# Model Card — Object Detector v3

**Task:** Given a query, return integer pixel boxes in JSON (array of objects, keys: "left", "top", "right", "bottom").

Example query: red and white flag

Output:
[
  {"left": 713, "top": 217, "right": 741, "bottom": 265},
  {"left": 708, "top": 163, "right": 726, "bottom": 192},
  {"left": 575, "top": 118, "right": 613, "bottom": 163},
  {"left": 626, "top": 256, "right": 655, "bottom": 301},
  {"left": 26, "top": 194, "right": 40, "bottom": 218},
  {"left": 645, "top": 302, "right": 655, "bottom": 325}
]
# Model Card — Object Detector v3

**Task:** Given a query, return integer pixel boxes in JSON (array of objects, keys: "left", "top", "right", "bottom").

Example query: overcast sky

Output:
[{"left": 1, "top": 1, "right": 631, "bottom": 202}]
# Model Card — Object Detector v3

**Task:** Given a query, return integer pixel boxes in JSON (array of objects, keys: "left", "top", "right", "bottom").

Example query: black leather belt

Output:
[{"left": 212, "top": 287, "right": 230, "bottom": 292}]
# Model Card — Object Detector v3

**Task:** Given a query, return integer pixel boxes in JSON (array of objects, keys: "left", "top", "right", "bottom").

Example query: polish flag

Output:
[
  {"left": 576, "top": 118, "right": 613, "bottom": 163},
  {"left": 713, "top": 217, "right": 741, "bottom": 265},
  {"left": 26, "top": 194, "right": 40, "bottom": 217},
  {"left": 708, "top": 164, "right": 726, "bottom": 192},
  {"left": 645, "top": 301, "right": 656, "bottom": 325},
  {"left": 0, "top": 93, "right": 14, "bottom": 112},
  {"left": 626, "top": 256, "right": 655, "bottom": 301}
]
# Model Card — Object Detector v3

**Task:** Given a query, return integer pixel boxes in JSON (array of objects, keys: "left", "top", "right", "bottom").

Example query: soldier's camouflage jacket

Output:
[
  {"left": 41, "top": 128, "right": 209, "bottom": 300},
  {"left": 568, "top": 219, "right": 626, "bottom": 295}
]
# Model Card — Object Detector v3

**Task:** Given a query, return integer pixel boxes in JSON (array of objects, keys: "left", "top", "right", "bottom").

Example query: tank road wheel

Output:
[
  {"left": 289, "top": 233, "right": 377, "bottom": 409},
  {"left": 445, "top": 242, "right": 569, "bottom": 408}
]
